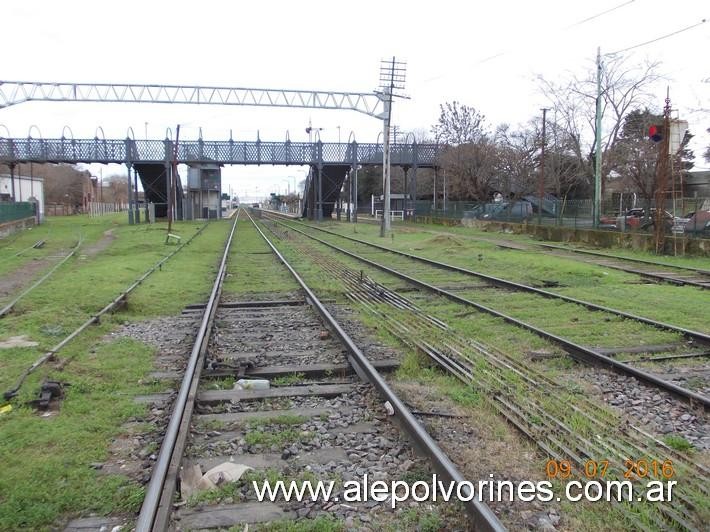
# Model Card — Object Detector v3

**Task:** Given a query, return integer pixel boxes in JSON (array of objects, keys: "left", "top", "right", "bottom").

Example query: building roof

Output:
[{"left": 686, "top": 171, "right": 710, "bottom": 185}]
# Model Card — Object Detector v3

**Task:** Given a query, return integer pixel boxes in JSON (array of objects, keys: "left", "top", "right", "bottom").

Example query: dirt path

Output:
[
  {"left": 0, "top": 256, "right": 57, "bottom": 300},
  {"left": 0, "top": 229, "right": 116, "bottom": 304},
  {"left": 82, "top": 228, "right": 116, "bottom": 258}
]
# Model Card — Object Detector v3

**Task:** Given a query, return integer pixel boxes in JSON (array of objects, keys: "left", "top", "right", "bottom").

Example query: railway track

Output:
[
  {"left": 265, "top": 215, "right": 710, "bottom": 409},
  {"left": 0, "top": 237, "right": 83, "bottom": 318},
  {"left": 2, "top": 223, "right": 210, "bottom": 400},
  {"left": 393, "top": 226, "right": 710, "bottom": 290},
  {"left": 135, "top": 210, "right": 503, "bottom": 531},
  {"left": 258, "top": 215, "right": 710, "bottom": 531},
  {"left": 535, "top": 243, "right": 710, "bottom": 289}
]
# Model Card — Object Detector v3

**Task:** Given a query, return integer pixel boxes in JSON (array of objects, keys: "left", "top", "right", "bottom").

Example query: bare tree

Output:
[
  {"left": 431, "top": 101, "right": 486, "bottom": 145},
  {"left": 105, "top": 174, "right": 128, "bottom": 204},
  {"left": 2, "top": 163, "right": 92, "bottom": 206},
  {"left": 538, "top": 54, "right": 662, "bottom": 193},
  {"left": 440, "top": 140, "right": 499, "bottom": 200},
  {"left": 494, "top": 122, "right": 539, "bottom": 198},
  {"left": 431, "top": 101, "right": 498, "bottom": 201},
  {"left": 543, "top": 119, "right": 589, "bottom": 200}
]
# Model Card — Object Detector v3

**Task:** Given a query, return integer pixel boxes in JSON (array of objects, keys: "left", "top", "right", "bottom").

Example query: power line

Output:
[
  {"left": 421, "top": 0, "right": 638, "bottom": 83},
  {"left": 565, "top": 0, "right": 635, "bottom": 29},
  {"left": 607, "top": 18, "right": 707, "bottom": 55}
]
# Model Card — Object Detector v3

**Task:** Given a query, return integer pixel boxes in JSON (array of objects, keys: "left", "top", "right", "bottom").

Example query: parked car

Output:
[
  {"left": 600, "top": 208, "right": 676, "bottom": 231},
  {"left": 671, "top": 212, "right": 694, "bottom": 233},
  {"left": 683, "top": 211, "right": 710, "bottom": 237}
]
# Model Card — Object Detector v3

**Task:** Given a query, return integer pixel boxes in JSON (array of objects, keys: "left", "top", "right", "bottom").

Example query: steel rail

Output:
[
  {"left": 340, "top": 216, "right": 710, "bottom": 289},
  {"left": 247, "top": 210, "right": 505, "bottom": 532},
  {"left": 537, "top": 242, "right": 710, "bottom": 276},
  {"left": 269, "top": 216, "right": 710, "bottom": 346},
  {"left": 486, "top": 238, "right": 710, "bottom": 289},
  {"left": 539, "top": 248, "right": 710, "bottom": 290},
  {"left": 273, "top": 220, "right": 710, "bottom": 409},
  {"left": 0, "top": 239, "right": 46, "bottom": 259},
  {"left": 136, "top": 213, "right": 239, "bottom": 531},
  {"left": 435, "top": 232, "right": 710, "bottom": 289},
  {"left": 0, "top": 238, "right": 83, "bottom": 318},
  {"left": 2, "top": 222, "right": 209, "bottom": 400}
]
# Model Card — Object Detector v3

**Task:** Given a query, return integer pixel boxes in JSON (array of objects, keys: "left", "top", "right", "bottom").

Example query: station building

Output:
[{"left": 185, "top": 164, "right": 222, "bottom": 220}]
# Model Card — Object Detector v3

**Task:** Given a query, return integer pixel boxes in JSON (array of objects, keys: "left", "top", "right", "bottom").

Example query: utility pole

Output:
[
  {"left": 654, "top": 89, "right": 672, "bottom": 254},
  {"left": 593, "top": 47, "right": 603, "bottom": 229},
  {"left": 443, "top": 169, "right": 447, "bottom": 212},
  {"left": 539, "top": 108, "right": 549, "bottom": 225},
  {"left": 165, "top": 125, "right": 180, "bottom": 242},
  {"left": 379, "top": 57, "right": 407, "bottom": 237},
  {"left": 380, "top": 83, "right": 393, "bottom": 236}
]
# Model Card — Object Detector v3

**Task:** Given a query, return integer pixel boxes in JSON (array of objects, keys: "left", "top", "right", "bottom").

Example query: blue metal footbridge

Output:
[{"left": 0, "top": 136, "right": 441, "bottom": 219}]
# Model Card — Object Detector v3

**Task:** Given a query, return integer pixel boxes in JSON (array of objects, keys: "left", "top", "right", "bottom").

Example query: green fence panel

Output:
[{"left": 0, "top": 202, "right": 36, "bottom": 224}]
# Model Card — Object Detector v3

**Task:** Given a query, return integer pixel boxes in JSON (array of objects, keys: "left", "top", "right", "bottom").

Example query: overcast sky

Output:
[{"left": 2, "top": 0, "right": 708, "bottom": 198}]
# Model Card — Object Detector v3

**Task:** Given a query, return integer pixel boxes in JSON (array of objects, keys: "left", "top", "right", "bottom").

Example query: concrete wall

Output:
[{"left": 0, "top": 216, "right": 36, "bottom": 239}]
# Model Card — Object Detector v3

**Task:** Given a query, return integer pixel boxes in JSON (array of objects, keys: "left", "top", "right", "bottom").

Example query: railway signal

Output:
[{"left": 648, "top": 124, "right": 663, "bottom": 142}]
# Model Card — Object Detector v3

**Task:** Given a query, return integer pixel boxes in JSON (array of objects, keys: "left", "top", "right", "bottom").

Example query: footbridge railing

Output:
[{"left": 0, "top": 137, "right": 441, "bottom": 167}]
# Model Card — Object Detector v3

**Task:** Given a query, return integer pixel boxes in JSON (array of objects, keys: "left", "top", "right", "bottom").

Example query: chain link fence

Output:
[{"left": 403, "top": 197, "right": 710, "bottom": 238}]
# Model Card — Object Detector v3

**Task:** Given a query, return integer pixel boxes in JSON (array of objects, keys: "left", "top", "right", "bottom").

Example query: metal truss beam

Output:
[
  {"left": 0, "top": 80, "right": 386, "bottom": 118},
  {"left": 0, "top": 137, "right": 439, "bottom": 167}
]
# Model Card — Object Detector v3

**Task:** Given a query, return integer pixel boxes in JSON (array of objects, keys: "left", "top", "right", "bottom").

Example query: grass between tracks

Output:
[
  {"left": 397, "top": 219, "right": 710, "bottom": 270},
  {"left": 0, "top": 216, "right": 233, "bottom": 531},
  {"left": 307, "top": 220, "right": 710, "bottom": 335},
  {"left": 222, "top": 219, "right": 300, "bottom": 297},
  {"left": 0, "top": 214, "right": 123, "bottom": 294}
]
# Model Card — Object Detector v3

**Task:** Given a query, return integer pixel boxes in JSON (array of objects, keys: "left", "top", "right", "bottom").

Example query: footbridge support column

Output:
[
  {"left": 134, "top": 167, "right": 141, "bottom": 223},
  {"left": 316, "top": 140, "right": 323, "bottom": 222},
  {"left": 126, "top": 162, "right": 134, "bottom": 225}
]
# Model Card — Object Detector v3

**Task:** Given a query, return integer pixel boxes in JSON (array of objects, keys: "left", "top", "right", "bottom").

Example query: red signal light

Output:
[{"left": 648, "top": 125, "right": 663, "bottom": 142}]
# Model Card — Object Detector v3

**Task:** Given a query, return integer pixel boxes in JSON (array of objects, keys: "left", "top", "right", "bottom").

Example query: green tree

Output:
[
  {"left": 610, "top": 109, "right": 694, "bottom": 209},
  {"left": 356, "top": 166, "right": 382, "bottom": 204},
  {"left": 609, "top": 109, "right": 662, "bottom": 207}
]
